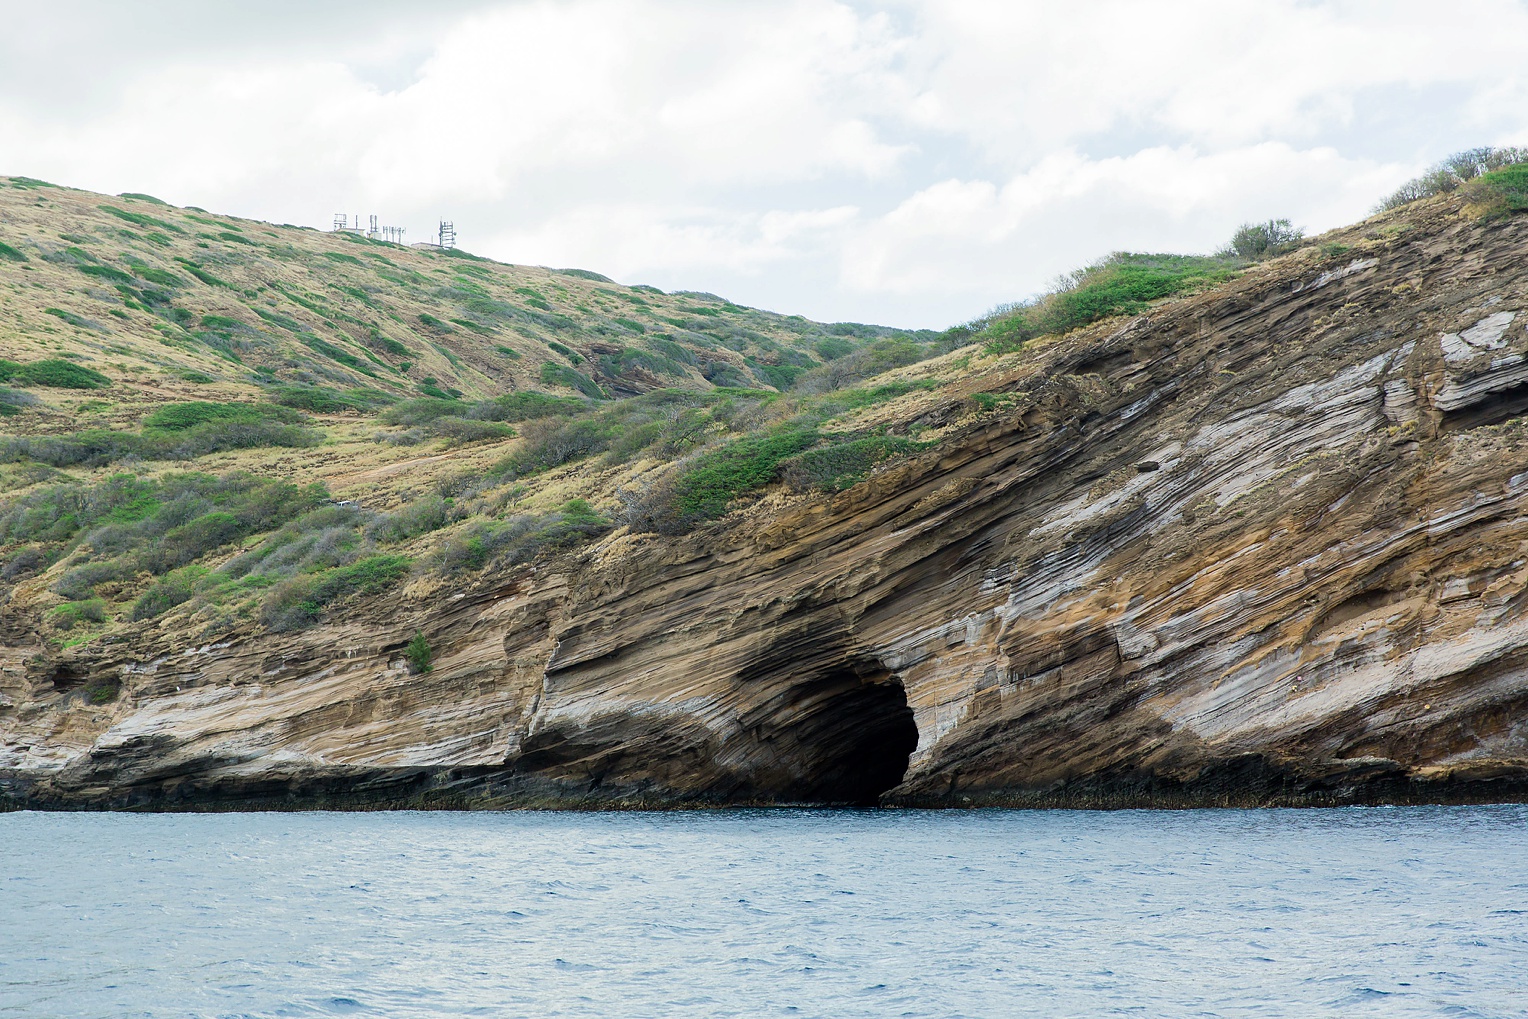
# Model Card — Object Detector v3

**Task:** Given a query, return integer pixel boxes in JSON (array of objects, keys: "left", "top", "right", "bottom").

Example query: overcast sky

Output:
[{"left": 4, "top": 1, "right": 1528, "bottom": 328}]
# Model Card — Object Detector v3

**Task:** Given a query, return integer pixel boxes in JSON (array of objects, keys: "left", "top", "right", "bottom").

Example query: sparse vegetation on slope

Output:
[
  {"left": 5, "top": 163, "right": 1504, "bottom": 651},
  {"left": 968, "top": 252, "right": 1240, "bottom": 354}
]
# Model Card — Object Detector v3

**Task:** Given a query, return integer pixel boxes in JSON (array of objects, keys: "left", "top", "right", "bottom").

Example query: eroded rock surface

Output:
[{"left": 6, "top": 201, "right": 1528, "bottom": 808}]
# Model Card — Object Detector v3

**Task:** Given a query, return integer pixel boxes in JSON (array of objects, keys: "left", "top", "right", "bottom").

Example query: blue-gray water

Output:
[{"left": 2, "top": 807, "right": 1525, "bottom": 1018}]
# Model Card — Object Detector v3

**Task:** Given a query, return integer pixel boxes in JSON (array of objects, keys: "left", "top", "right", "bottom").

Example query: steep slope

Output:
[
  {"left": 0, "top": 175, "right": 922, "bottom": 413},
  {"left": 5, "top": 186, "right": 1528, "bottom": 808}
]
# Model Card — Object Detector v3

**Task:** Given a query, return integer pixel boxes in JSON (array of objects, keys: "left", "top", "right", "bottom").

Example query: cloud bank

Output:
[{"left": 4, "top": 0, "right": 1528, "bottom": 327}]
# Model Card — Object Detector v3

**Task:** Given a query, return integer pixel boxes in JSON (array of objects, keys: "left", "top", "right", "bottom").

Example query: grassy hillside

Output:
[
  {"left": 0, "top": 175, "right": 927, "bottom": 414},
  {"left": 0, "top": 175, "right": 957, "bottom": 653},
  {"left": 5, "top": 165, "right": 1459, "bottom": 662}
]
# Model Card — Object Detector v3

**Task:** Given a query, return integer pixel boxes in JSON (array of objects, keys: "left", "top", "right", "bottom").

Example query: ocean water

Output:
[{"left": 1, "top": 807, "right": 1524, "bottom": 1018}]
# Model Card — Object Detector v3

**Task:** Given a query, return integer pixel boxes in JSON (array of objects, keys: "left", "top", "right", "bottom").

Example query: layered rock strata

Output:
[{"left": 6, "top": 200, "right": 1528, "bottom": 808}]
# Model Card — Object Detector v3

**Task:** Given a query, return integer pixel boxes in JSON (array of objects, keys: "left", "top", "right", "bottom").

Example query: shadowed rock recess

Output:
[{"left": 7, "top": 197, "right": 1528, "bottom": 809}]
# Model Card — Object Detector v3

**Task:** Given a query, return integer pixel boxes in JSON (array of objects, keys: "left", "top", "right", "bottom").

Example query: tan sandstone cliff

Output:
[{"left": 5, "top": 194, "right": 1528, "bottom": 809}]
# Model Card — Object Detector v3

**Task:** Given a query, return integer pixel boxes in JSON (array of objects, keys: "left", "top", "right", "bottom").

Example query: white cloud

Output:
[
  {"left": 487, "top": 201, "right": 861, "bottom": 281},
  {"left": 3, "top": 0, "right": 1528, "bottom": 327},
  {"left": 898, "top": 0, "right": 1528, "bottom": 161},
  {"left": 842, "top": 144, "right": 1405, "bottom": 301}
]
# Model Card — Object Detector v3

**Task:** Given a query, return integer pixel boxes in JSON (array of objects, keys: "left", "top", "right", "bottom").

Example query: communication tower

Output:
[{"left": 439, "top": 220, "right": 456, "bottom": 249}]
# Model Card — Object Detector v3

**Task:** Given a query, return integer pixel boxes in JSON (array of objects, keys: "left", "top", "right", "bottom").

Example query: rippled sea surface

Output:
[{"left": 2, "top": 806, "right": 1526, "bottom": 1018}]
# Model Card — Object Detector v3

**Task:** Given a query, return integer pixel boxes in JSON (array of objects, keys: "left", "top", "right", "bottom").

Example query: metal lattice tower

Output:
[
  {"left": 439, "top": 220, "right": 456, "bottom": 248},
  {"left": 332, "top": 213, "right": 347, "bottom": 231}
]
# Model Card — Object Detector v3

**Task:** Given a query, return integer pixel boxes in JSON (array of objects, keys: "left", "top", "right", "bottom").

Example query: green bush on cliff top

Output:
[
  {"left": 1377, "top": 145, "right": 1528, "bottom": 211},
  {"left": 1464, "top": 164, "right": 1528, "bottom": 218},
  {"left": 975, "top": 252, "right": 1238, "bottom": 354}
]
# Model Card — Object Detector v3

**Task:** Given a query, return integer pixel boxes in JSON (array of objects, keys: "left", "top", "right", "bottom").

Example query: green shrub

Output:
[
  {"left": 794, "top": 338, "right": 931, "bottom": 392},
  {"left": 100, "top": 205, "right": 184, "bottom": 234},
  {"left": 381, "top": 397, "right": 462, "bottom": 426},
  {"left": 1464, "top": 164, "right": 1528, "bottom": 217},
  {"left": 753, "top": 363, "right": 805, "bottom": 390},
  {"left": 432, "top": 507, "right": 610, "bottom": 575},
  {"left": 378, "top": 392, "right": 583, "bottom": 445},
  {"left": 406, "top": 631, "right": 433, "bottom": 673},
  {"left": 85, "top": 677, "right": 121, "bottom": 704},
  {"left": 119, "top": 192, "right": 170, "bottom": 205},
  {"left": 645, "top": 337, "right": 697, "bottom": 366},
  {"left": 136, "top": 267, "right": 184, "bottom": 288},
  {"left": 0, "top": 240, "right": 27, "bottom": 263},
  {"left": 368, "top": 333, "right": 411, "bottom": 357},
  {"left": 131, "top": 566, "right": 205, "bottom": 620},
  {"left": 1378, "top": 146, "right": 1528, "bottom": 211},
  {"left": 48, "top": 598, "right": 108, "bottom": 630},
  {"left": 270, "top": 385, "right": 394, "bottom": 414},
  {"left": 44, "top": 308, "right": 95, "bottom": 329},
  {"left": 0, "top": 359, "right": 110, "bottom": 389},
  {"left": 1223, "top": 219, "right": 1304, "bottom": 260},
  {"left": 779, "top": 435, "right": 932, "bottom": 491},
  {"left": 547, "top": 340, "right": 583, "bottom": 364},
  {"left": 494, "top": 345, "right": 522, "bottom": 359},
  {"left": 813, "top": 337, "right": 854, "bottom": 360},
  {"left": 498, "top": 387, "right": 771, "bottom": 478},
  {"left": 847, "top": 380, "right": 935, "bottom": 409},
  {"left": 368, "top": 495, "right": 460, "bottom": 543},
  {"left": 539, "top": 363, "right": 604, "bottom": 398},
  {"left": 299, "top": 336, "right": 376, "bottom": 377},
  {"left": 141, "top": 401, "right": 300, "bottom": 431},
  {"left": 417, "top": 380, "right": 459, "bottom": 400},
  {"left": 0, "top": 387, "right": 40, "bottom": 416},
  {"left": 221, "top": 503, "right": 368, "bottom": 584},
  {"left": 424, "top": 417, "right": 516, "bottom": 445},
  {"left": 173, "top": 260, "right": 233, "bottom": 288},
  {"left": 260, "top": 553, "right": 411, "bottom": 631},
  {"left": 1, "top": 472, "right": 328, "bottom": 603},
  {"left": 254, "top": 308, "right": 306, "bottom": 333},
  {"left": 600, "top": 348, "right": 687, "bottom": 379},
  {"left": 78, "top": 264, "right": 134, "bottom": 284},
  {"left": 2, "top": 416, "right": 319, "bottom": 467},
  {"left": 469, "top": 391, "right": 585, "bottom": 422},
  {"left": 418, "top": 312, "right": 452, "bottom": 330},
  {"left": 668, "top": 429, "right": 819, "bottom": 522}
]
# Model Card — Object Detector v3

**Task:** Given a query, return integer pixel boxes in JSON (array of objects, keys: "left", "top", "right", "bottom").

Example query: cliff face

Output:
[{"left": 6, "top": 198, "right": 1528, "bottom": 808}]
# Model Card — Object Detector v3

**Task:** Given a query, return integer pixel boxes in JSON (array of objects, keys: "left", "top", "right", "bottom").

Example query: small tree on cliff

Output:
[
  {"left": 1224, "top": 219, "right": 1304, "bottom": 261},
  {"left": 405, "top": 631, "right": 433, "bottom": 674}
]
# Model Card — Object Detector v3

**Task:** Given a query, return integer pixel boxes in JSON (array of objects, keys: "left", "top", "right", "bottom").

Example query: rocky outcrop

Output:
[{"left": 6, "top": 198, "right": 1528, "bottom": 809}]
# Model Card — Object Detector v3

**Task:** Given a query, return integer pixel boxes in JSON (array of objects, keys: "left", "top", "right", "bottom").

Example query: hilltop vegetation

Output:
[
  {"left": 0, "top": 174, "right": 930, "bottom": 405},
  {"left": 1376, "top": 145, "right": 1528, "bottom": 211}
]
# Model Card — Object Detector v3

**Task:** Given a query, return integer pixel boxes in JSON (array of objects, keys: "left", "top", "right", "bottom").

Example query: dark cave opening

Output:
[
  {"left": 1442, "top": 383, "right": 1528, "bottom": 431},
  {"left": 774, "top": 667, "right": 920, "bottom": 806}
]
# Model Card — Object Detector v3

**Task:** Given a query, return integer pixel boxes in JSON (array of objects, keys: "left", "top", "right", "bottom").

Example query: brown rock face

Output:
[{"left": 6, "top": 200, "right": 1528, "bottom": 809}]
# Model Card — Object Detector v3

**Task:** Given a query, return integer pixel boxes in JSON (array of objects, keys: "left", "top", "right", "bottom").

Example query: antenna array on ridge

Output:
[{"left": 329, "top": 213, "right": 451, "bottom": 250}]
